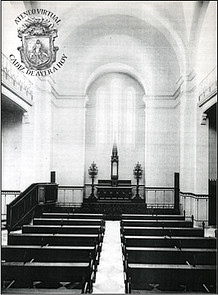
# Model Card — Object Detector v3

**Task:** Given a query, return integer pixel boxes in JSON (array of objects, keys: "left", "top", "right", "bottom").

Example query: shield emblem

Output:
[
  {"left": 20, "top": 35, "right": 56, "bottom": 70},
  {"left": 17, "top": 17, "right": 59, "bottom": 71}
]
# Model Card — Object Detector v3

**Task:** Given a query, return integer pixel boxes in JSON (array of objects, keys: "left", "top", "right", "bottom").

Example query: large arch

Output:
[
  {"left": 84, "top": 72, "right": 145, "bottom": 185},
  {"left": 58, "top": 3, "right": 187, "bottom": 75},
  {"left": 85, "top": 63, "right": 147, "bottom": 96}
]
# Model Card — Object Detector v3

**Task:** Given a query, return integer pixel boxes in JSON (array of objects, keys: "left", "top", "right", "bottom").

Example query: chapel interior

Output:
[{"left": 1, "top": 1, "right": 217, "bottom": 294}]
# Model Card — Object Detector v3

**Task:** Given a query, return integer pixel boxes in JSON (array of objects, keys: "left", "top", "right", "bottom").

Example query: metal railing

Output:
[
  {"left": 1, "top": 52, "right": 33, "bottom": 102},
  {"left": 145, "top": 187, "right": 175, "bottom": 209},
  {"left": 198, "top": 66, "right": 217, "bottom": 104},
  {"left": 58, "top": 186, "right": 84, "bottom": 207},
  {"left": 83, "top": 184, "right": 176, "bottom": 208}
]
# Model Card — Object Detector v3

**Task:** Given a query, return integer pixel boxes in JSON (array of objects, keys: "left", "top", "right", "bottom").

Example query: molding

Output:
[
  {"left": 180, "top": 191, "right": 209, "bottom": 199},
  {"left": 1, "top": 80, "right": 33, "bottom": 107},
  {"left": 176, "top": 71, "right": 196, "bottom": 86},
  {"left": 2, "top": 83, "right": 33, "bottom": 112},
  {"left": 144, "top": 96, "right": 181, "bottom": 109},
  {"left": 201, "top": 113, "right": 207, "bottom": 125},
  {"left": 198, "top": 88, "right": 217, "bottom": 108},
  {"left": 23, "top": 112, "right": 30, "bottom": 124},
  {"left": 51, "top": 86, "right": 86, "bottom": 100}
]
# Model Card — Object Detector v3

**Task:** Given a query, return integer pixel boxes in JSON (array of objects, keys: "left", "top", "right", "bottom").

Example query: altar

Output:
[
  {"left": 97, "top": 180, "right": 132, "bottom": 202},
  {"left": 95, "top": 144, "right": 133, "bottom": 202}
]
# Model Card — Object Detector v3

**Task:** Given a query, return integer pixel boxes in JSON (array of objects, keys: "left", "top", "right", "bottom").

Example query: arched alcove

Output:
[{"left": 85, "top": 72, "right": 145, "bottom": 184}]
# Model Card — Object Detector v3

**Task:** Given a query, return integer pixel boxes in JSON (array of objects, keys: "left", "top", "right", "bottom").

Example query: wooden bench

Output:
[
  {"left": 8, "top": 233, "right": 102, "bottom": 246},
  {"left": 2, "top": 245, "right": 99, "bottom": 263},
  {"left": 125, "top": 263, "right": 216, "bottom": 292},
  {"left": 122, "top": 214, "right": 185, "bottom": 220},
  {"left": 123, "top": 246, "right": 216, "bottom": 265},
  {"left": 2, "top": 261, "right": 94, "bottom": 292},
  {"left": 121, "top": 226, "right": 204, "bottom": 237},
  {"left": 42, "top": 213, "right": 104, "bottom": 219},
  {"left": 22, "top": 225, "right": 104, "bottom": 235},
  {"left": 121, "top": 220, "right": 193, "bottom": 228},
  {"left": 33, "top": 218, "right": 104, "bottom": 226},
  {"left": 123, "top": 236, "right": 216, "bottom": 248}
]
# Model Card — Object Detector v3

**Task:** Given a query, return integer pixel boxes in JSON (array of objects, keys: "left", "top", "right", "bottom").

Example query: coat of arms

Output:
[{"left": 18, "top": 17, "right": 59, "bottom": 70}]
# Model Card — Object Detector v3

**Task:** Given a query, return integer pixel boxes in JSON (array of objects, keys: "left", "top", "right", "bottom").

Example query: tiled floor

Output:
[{"left": 92, "top": 221, "right": 125, "bottom": 294}]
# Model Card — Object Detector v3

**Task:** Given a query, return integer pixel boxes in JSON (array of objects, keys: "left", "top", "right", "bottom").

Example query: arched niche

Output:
[{"left": 85, "top": 72, "right": 145, "bottom": 184}]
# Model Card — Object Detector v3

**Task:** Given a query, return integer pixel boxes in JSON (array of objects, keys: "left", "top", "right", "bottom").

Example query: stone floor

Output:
[{"left": 92, "top": 221, "right": 125, "bottom": 294}]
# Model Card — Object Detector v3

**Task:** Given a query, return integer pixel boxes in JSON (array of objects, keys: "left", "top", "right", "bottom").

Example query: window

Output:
[
  {"left": 95, "top": 76, "right": 136, "bottom": 145},
  {"left": 126, "top": 87, "right": 135, "bottom": 144},
  {"left": 96, "top": 88, "right": 107, "bottom": 143}
]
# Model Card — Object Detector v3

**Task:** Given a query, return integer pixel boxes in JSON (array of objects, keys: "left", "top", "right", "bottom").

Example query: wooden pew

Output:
[
  {"left": 8, "top": 233, "right": 102, "bottom": 246},
  {"left": 22, "top": 225, "right": 104, "bottom": 235},
  {"left": 33, "top": 218, "right": 104, "bottom": 226},
  {"left": 121, "top": 220, "right": 193, "bottom": 228},
  {"left": 2, "top": 261, "right": 94, "bottom": 291},
  {"left": 42, "top": 213, "right": 104, "bottom": 219},
  {"left": 121, "top": 226, "right": 204, "bottom": 237},
  {"left": 122, "top": 214, "right": 185, "bottom": 220},
  {"left": 123, "top": 236, "right": 216, "bottom": 249},
  {"left": 2, "top": 245, "right": 98, "bottom": 263},
  {"left": 123, "top": 246, "right": 216, "bottom": 265},
  {"left": 125, "top": 263, "right": 216, "bottom": 291}
]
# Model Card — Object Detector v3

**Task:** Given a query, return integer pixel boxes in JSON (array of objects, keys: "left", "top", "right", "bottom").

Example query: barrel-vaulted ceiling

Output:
[{"left": 3, "top": 1, "right": 214, "bottom": 96}]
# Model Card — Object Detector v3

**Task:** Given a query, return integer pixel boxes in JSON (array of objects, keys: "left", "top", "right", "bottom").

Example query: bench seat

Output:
[
  {"left": 33, "top": 218, "right": 104, "bottom": 226},
  {"left": 123, "top": 236, "right": 216, "bottom": 248},
  {"left": 122, "top": 214, "right": 185, "bottom": 220},
  {"left": 8, "top": 233, "right": 101, "bottom": 246},
  {"left": 22, "top": 225, "right": 104, "bottom": 235},
  {"left": 122, "top": 220, "right": 192, "bottom": 227},
  {"left": 2, "top": 245, "right": 98, "bottom": 263},
  {"left": 2, "top": 261, "right": 92, "bottom": 287},
  {"left": 122, "top": 226, "right": 204, "bottom": 237},
  {"left": 42, "top": 213, "right": 104, "bottom": 219},
  {"left": 127, "top": 263, "right": 216, "bottom": 290},
  {"left": 124, "top": 246, "right": 216, "bottom": 265}
]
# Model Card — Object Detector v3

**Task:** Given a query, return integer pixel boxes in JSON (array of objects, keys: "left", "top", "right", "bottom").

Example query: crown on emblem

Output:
[{"left": 18, "top": 17, "right": 57, "bottom": 37}]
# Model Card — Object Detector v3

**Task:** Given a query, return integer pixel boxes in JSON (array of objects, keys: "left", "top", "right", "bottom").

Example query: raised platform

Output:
[
  {"left": 97, "top": 179, "right": 132, "bottom": 201},
  {"left": 49, "top": 202, "right": 179, "bottom": 220}
]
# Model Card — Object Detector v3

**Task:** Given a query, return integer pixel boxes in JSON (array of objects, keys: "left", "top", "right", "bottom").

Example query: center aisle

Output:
[{"left": 93, "top": 221, "right": 125, "bottom": 294}]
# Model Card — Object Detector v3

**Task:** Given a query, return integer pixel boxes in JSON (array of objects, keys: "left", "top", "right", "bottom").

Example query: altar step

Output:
[
  {"left": 97, "top": 198, "right": 132, "bottom": 203},
  {"left": 49, "top": 202, "right": 179, "bottom": 218}
]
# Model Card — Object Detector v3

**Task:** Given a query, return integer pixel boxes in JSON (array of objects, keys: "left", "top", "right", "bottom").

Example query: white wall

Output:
[
  {"left": 51, "top": 97, "right": 86, "bottom": 185},
  {"left": 2, "top": 110, "right": 22, "bottom": 190},
  {"left": 145, "top": 98, "right": 180, "bottom": 187}
]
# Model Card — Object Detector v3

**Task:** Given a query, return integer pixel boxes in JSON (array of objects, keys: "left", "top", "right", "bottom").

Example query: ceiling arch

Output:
[
  {"left": 54, "top": 14, "right": 180, "bottom": 95},
  {"left": 57, "top": 3, "right": 187, "bottom": 75},
  {"left": 85, "top": 63, "right": 147, "bottom": 95}
]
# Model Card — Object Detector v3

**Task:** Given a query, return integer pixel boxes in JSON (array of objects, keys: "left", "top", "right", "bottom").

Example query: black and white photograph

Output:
[{"left": 1, "top": 1, "right": 217, "bottom": 294}]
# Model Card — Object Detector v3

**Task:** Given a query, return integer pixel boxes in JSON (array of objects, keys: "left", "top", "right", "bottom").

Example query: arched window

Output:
[
  {"left": 110, "top": 79, "right": 121, "bottom": 144},
  {"left": 96, "top": 88, "right": 107, "bottom": 143},
  {"left": 94, "top": 76, "right": 137, "bottom": 146},
  {"left": 126, "top": 87, "right": 135, "bottom": 144}
]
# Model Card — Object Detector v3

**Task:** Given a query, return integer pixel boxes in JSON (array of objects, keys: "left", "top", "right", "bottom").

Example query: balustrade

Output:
[
  {"left": 180, "top": 192, "right": 209, "bottom": 225},
  {"left": 58, "top": 186, "right": 84, "bottom": 207},
  {"left": 198, "top": 66, "right": 217, "bottom": 105},
  {"left": 1, "top": 53, "right": 33, "bottom": 103},
  {"left": 145, "top": 187, "right": 175, "bottom": 209}
]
